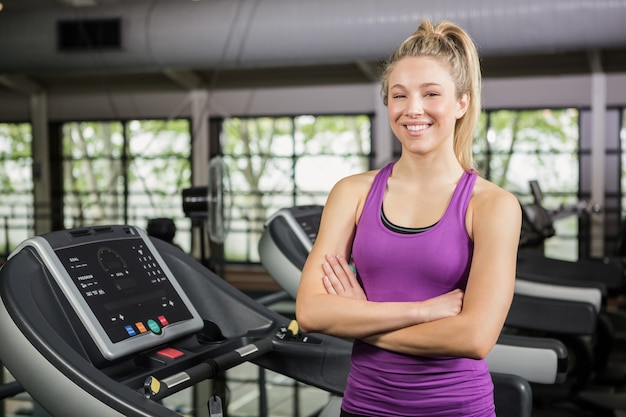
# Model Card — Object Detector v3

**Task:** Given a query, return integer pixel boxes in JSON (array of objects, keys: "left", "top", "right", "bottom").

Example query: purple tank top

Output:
[{"left": 343, "top": 162, "right": 495, "bottom": 417}]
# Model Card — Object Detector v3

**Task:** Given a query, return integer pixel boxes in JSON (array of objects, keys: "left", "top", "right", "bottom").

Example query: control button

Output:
[
  {"left": 156, "top": 347, "right": 184, "bottom": 359},
  {"left": 147, "top": 319, "right": 161, "bottom": 334},
  {"left": 124, "top": 325, "right": 136, "bottom": 337},
  {"left": 157, "top": 315, "right": 169, "bottom": 326},
  {"left": 135, "top": 322, "right": 147, "bottom": 333}
]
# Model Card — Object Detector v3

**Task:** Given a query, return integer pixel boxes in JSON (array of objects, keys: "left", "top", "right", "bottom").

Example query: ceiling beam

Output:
[
  {"left": 0, "top": 75, "right": 43, "bottom": 94},
  {"left": 162, "top": 69, "right": 207, "bottom": 90},
  {"left": 355, "top": 60, "right": 381, "bottom": 82}
]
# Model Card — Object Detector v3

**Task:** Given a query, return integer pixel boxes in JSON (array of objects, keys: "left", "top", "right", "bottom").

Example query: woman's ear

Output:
[{"left": 456, "top": 93, "right": 470, "bottom": 119}]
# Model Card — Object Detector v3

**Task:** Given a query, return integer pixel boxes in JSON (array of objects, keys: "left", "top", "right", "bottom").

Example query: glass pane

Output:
[
  {"left": 296, "top": 155, "right": 369, "bottom": 193},
  {"left": 295, "top": 194, "right": 329, "bottom": 207},
  {"left": 225, "top": 155, "right": 293, "bottom": 194},
  {"left": 63, "top": 121, "right": 124, "bottom": 158},
  {"left": 473, "top": 112, "right": 489, "bottom": 173},
  {"left": 222, "top": 115, "right": 372, "bottom": 263},
  {"left": 223, "top": 117, "right": 294, "bottom": 157},
  {"left": 487, "top": 109, "right": 578, "bottom": 153},
  {"left": 127, "top": 119, "right": 191, "bottom": 157},
  {"left": 483, "top": 109, "right": 579, "bottom": 195},
  {"left": 492, "top": 153, "right": 578, "bottom": 196},
  {"left": 63, "top": 121, "right": 125, "bottom": 227},
  {"left": 64, "top": 158, "right": 125, "bottom": 227},
  {"left": 126, "top": 119, "right": 192, "bottom": 252},
  {"left": 0, "top": 122, "right": 34, "bottom": 255},
  {"left": 294, "top": 115, "right": 371, "bottom": 155}
]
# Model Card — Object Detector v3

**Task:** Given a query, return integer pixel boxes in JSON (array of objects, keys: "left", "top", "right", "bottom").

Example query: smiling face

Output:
[{"left": 387, "top": 55, "right": 469, "bottom": 159}]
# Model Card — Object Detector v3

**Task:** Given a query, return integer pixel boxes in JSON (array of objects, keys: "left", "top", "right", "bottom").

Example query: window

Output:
[
  {"left": 0, "top": 123, "right": 33, "bottom": 258},
  {"left": 63, "top": 121, "right": 125, "bottom": 227},
  {"left": 62, "top": 119, "right": 192, "bottom": 251},
  {"left": 221, "top": 114, "right": 372, "bottom": 262},
  {"left": 475, "top": 109, "right": 580, "bottom": 260}
]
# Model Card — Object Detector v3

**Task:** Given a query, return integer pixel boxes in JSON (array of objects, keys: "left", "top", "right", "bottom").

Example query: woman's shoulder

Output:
[
  {"left": 325, "top": 169, "right": 381, "bottom": 214},
  {"left": 471, "top": 175, "right": 521, "bottom": 217},
  {"left": 467, "top": 174, "right": 522, "bottom": 249},
  {"left": 333, "top": 168, "right": 380, "bottom": 192}
]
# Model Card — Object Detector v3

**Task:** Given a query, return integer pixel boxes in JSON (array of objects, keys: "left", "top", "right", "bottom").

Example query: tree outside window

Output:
[
  {"left": 0, "top": 123, "right": 33, "bottom": 257},
  {"left": 221, "top": 114, "right": 371, "bottom": 263}
]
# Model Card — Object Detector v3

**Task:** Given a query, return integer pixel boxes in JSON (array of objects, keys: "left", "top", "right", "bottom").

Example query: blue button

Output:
[{"left": 125, "top": 325, "right": 136, "bottom": 336}]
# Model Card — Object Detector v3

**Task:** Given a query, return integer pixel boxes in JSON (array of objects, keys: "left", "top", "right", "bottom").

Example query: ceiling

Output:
[{"left": 0, "top": 0, "right": 625, "bottom": 96}]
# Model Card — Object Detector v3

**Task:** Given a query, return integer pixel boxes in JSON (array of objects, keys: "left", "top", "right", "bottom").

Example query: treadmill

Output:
[{"left": 0, "top": 225, "right": 352, "bottom": 416}]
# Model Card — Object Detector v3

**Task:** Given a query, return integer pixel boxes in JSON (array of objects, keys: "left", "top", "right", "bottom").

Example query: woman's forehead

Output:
[{"left": 389, "top": 56, "right": 454, "bottom": 86}]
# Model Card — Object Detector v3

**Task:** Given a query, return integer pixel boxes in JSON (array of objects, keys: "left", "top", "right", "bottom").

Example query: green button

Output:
[{"left": 147, "top": 319, "right": 161, "bottom": 334}]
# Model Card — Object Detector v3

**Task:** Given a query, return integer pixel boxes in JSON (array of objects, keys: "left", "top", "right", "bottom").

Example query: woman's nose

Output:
[{"left": 406, "top": 99, "right": 424, "bottom": 117}]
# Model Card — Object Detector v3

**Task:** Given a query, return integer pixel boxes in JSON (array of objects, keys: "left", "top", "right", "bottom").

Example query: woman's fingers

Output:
[
  {"left": 322, "top": 260, "right": 345, "bottom": 293},
  {"left": 323, "top": 254, "right": 367, "bottom": 300}
]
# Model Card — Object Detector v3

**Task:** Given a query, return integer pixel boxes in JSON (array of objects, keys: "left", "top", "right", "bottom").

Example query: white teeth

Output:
[{"left": 406, "top": 124, "right": 429, "bottom": 131}]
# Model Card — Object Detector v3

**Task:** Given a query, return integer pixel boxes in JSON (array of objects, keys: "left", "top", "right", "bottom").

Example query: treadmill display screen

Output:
[{"left": 55, "top": 237, "right": 195, "bottom": 344}]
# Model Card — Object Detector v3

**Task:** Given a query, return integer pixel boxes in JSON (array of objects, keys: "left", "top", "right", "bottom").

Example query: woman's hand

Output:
[
  {"left": 418, "top": 289, "right": 464, "bottom": 322},
  {"left": 321, "top": 253, "right": 367, "bottom": 301}
]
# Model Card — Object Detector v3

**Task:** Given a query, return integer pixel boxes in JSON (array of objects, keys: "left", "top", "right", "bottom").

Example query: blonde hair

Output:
[{"left": 380, "top": 20, "right": 481, "bottom": 171}]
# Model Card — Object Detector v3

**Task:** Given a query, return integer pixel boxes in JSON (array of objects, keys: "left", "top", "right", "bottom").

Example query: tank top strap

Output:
[
  {"left": 365, "top": 162, "right": 395, "bottom": 209},
  {"left": 449, "top": 169, "right": 478, "bottom": 219}
]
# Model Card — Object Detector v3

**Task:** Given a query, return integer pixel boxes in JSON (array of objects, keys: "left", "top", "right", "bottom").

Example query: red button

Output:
[
  {"left": 156, "top": 347, "right": 184, "bottom": 359},
  {"left": 158, "top": 315, "right": 169, "bottom": 326}
]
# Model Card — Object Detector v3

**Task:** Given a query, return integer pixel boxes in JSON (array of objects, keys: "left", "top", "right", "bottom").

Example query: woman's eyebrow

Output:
[{"left": 390, "top": 82, "right": 442, "bottom": 90}]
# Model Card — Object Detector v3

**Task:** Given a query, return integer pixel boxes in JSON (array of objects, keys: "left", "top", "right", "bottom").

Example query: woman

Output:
[{"left": 295, "top": 20, "right": 522, "bottom": 417}]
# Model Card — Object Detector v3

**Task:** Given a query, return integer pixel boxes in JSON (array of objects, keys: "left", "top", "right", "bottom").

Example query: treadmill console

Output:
[
  {"left": 259, "top": 205, "right": 324, "bottom": 298},
  {"left": 10, "top": 225, "right": 204, "bottom": 360},
  {"left": 268, "top": 205, "right": 322, "bottom": 248}
]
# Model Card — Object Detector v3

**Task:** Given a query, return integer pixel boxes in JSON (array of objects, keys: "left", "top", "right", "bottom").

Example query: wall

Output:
[{"left": 2, "top": 72, "right": 626, "bottom": 120}]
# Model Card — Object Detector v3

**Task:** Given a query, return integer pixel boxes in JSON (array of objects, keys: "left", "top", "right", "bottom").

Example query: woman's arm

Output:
[
  {"left": 362, "top": 184, "right": 522, "bottom": 359},
  {"left": 295, "top": 174, "right": 464, "bottom": 339},
  {"left": 321, "top": 252, "right": 464, "bottom": 322}
]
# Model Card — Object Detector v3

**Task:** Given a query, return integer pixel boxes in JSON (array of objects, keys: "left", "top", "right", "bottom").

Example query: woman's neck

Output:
[{"left": 393, "top": 154, "right": 464, "bottom": 183}]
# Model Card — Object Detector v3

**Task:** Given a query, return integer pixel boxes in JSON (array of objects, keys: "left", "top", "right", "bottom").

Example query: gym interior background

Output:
[{"left": 0, "top": 0, "right": 626, "bottom": 416}]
